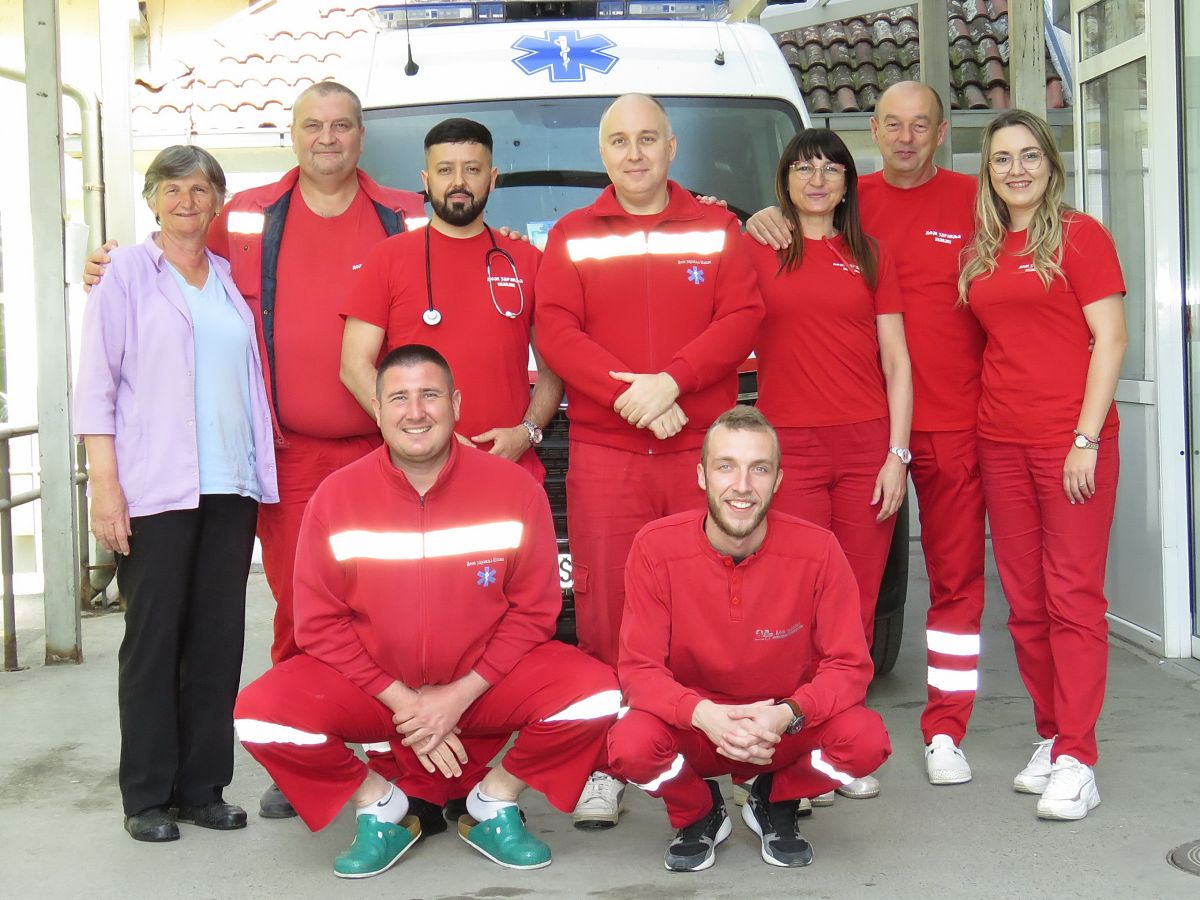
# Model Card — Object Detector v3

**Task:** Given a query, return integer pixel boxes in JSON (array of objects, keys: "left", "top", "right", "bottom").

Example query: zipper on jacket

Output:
[{"left": 417, "top": 492, "right": 428, "bottom": 685}]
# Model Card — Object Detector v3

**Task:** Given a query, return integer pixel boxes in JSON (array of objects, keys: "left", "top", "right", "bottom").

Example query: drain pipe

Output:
[{"left": 0, "top": 65, "right": 115, "bottom": 599}]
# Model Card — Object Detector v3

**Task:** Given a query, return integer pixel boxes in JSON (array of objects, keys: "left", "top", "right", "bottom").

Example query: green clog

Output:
[
  {"left": 457, "top": 807, "right": 552, "bottom": 870},
  {"left": 333, "top": 814, "right": 421, "bottom": 879}
]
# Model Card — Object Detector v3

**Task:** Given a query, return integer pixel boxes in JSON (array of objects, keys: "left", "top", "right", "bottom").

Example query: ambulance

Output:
[{"left": 352, "top": 1, "right": 909, "bottom": 675}]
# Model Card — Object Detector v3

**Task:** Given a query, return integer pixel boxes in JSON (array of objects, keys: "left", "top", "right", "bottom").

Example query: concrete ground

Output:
[{"left": 2, "top": 548, "right": 1198, "bottom": 900}]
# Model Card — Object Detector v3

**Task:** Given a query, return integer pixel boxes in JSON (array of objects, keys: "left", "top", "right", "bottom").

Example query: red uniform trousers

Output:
[
  {"left": 909, "top": 429, "right": 986, "bottom": 744},
  {"left": 772, "top": 419, "right": 897, "bottom": 646},
  {"left": 256, "top": 428, "right": 381, "bottom": 663},
  {"left": 608, "top": 707, "right": 891, "bottom": 828},
  {"left": 234, "top": 641, "right": 619, "bottom": 831},
  {"left": 977, "top": 438, "right": 1119, "bottom": 765},
  {"left": 566, "top": 440, "right": 704, "bottom": 667}
]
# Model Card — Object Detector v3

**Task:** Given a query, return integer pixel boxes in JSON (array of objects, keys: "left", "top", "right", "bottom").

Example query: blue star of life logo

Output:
[
  {"left": 511, "top": 30, "right": 618, "bottom": 83},
  {"left": 687, "top": 266, "right": 706, "bottom": 285},
  {"left": 476, "top": 566, "right": 497, "bottom": 588}
]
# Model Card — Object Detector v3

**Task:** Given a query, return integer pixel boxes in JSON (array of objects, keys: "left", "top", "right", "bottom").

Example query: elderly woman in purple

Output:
[{"left": 74, "top": 145, "right": 278, "bottom": 843}]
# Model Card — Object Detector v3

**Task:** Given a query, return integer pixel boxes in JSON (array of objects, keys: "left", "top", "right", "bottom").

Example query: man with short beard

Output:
[
  {"left": 341, "top": 118, "right": 561, "bottom": 482},
  {"left": 606, "top": 406, "right": 891, "bottom": 872}
]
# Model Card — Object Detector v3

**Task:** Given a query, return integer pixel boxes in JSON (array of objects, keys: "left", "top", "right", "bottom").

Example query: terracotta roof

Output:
[
  {"left": 130, "top": 2, "right": 378, "bottom": 135},
  {"left": 775, "top": 1, "right": 1069, "bottom": 115},
  {"left": 130, "top": 0, "right": 1068, "bottom": 136}
]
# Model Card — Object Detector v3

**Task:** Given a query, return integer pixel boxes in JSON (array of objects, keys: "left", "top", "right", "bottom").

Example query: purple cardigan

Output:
[{"left": 74, "top": 234, "right": 279, "bottom": 517}]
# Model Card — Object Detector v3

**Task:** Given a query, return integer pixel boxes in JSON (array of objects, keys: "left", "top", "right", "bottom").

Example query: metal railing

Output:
[{"left": 1, "top": 425, "right": 94, "bottom": 672}]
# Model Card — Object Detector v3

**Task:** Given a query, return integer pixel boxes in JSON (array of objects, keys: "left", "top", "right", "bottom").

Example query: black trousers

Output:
[{"left": 116, "top": 494, "right": 258, "bottom": 816}]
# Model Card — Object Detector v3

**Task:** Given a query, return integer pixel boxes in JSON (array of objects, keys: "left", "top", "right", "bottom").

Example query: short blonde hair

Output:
[{"left": 701, "top": 406, "right": 780, "bottom": 466}]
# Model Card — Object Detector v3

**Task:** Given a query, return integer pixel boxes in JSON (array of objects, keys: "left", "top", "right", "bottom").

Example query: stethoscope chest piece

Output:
[{"left": 422, "top": 308, "right": 443, "bottom": 327}]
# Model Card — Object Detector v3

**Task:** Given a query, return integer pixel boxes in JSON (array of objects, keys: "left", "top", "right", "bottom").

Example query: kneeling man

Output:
[
  {"left": 235, "top": 345, "right": 618, "bottom": 878},
  {"left": 608, "top": 406, "right": 891, "bottom": 872}
]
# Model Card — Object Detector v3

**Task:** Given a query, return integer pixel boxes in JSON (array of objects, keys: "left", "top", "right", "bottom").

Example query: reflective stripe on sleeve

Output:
[
  {"left": 809, "top": 749, "right": 855, "bottom": 786},
  {"left": 632, "top": 753, "right": 684, "bottom": 792},
  {"left": 542, "top": 689, "right": 622, "bottom": 722},
  {"left": 329, "top": 521, "right": 524, "bottom": 562},
  {"left": 927, "top": 630, "right": 981, "bottom": 656},
  {"left": 927, "top": 666, "right": 979, "bottom": 692},
  {"left": 361, "top": 742, "right": 392, "bottom": 753},
  {"left": 234, "top": 719, "right": 328, "bottom": 746},
  {"left": 226, "top": 211, "right": 265, "bottom": 235}
]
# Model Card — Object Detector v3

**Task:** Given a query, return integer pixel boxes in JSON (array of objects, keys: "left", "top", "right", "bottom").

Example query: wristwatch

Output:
[
  {"left": 780, "top": 698, "right": 805, "bottom": 735},
  {"left": 1073, "top": 430, "right": 1100, "bottom": 451},
  {"left": 888, "top": 446, "right": 912, "bottom": 465},
  {"left": 521, "top": 419, "right": 544, "bottom": 446}
]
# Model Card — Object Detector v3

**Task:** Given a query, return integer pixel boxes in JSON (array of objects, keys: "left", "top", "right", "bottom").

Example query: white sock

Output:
[
  {"left": 466, "top": 785, "right": 517, "bottom": 823},
  {"left": 356, "top": 783, "right": 408, "bottom": 825}
]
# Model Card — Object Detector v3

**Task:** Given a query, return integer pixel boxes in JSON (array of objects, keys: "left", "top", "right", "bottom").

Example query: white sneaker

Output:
[
  {"left": 835, "top": 775, "right": 879, "bottom": 799},
  {"left": 1013, "top": 737, "right": 1055, "bottom": 794},
  {"left": 925, "top": 734, "right": 972, "bottom": 785},
  {"left": 1036, "top": 756, "right": 1100, "bottom": 821},
  {"left": 572, "top": 772, "right": 625, "bottom": 829},
  {"left": 811, "top": 790, "right": 836, "bottom": 807}
]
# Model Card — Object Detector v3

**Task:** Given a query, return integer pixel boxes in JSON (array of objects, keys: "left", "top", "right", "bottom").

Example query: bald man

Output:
[
  {"left": 535, "top": 94, "right": 764, "bottom": 827},
  {"left": 748, "top": 82, "right": 985, "bottom": 787}
]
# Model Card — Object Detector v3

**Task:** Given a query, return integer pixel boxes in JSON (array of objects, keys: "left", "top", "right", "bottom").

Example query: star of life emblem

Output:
[
  {"left": 476, "top": 566, "right": 498, "bottom": 587},
  {"left": 511, "top": 30, "right": 618, "bottom": 83},
  {"left": 687, "top": 266, "right": 706, "bottom": 285}
]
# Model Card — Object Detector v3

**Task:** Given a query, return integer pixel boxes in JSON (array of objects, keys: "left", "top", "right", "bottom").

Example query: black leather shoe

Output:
[
  {"left": 176, "top": 801, "right": 248, "bottom": 831},
  {"left": 407, "top": 796, "right": 449, "bottom": 836},
  {"left": 258, "top": 782, "right": 297, "bottom": 819},
  {"left": 125, "top": 807, "right": 180, "bottom": 842}
]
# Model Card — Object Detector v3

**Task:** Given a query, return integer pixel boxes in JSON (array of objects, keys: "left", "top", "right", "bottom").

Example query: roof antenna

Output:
[
  {"left": 403, "top": 4, "right": 419, "bottom": 76},
  {"left": 714, "top": 18, "right": 726, "bottom": 66}
]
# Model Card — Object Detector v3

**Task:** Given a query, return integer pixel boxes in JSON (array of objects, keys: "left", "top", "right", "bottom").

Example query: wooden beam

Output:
[{"left": 1009, "top": 0, "right": 1047, "bottom": 117}]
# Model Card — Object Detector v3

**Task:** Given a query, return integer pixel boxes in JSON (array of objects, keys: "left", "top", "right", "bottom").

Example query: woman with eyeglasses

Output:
[
  {"left": 743, "top": 129, "right": 911, "bottom": 802},
  {"left": 959, "top": 110, "right": 1126, "bottom": 822}
]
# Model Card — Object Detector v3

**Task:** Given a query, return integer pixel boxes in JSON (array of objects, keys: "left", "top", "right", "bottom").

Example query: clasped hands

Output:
[
  {"left": 691, "top": 699, "right": 794, "bottom": 765},
  {"left": 381, "top": 681, "right": 473, "bottom": 779},
  {"left": 610, "top": 371, "right": 687, "bottom": 439}
]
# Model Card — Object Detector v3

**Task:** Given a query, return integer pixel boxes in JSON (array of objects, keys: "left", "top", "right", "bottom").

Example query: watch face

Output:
[{"left": 1074, "top": 434, "right": 1088, "bottom": 449}]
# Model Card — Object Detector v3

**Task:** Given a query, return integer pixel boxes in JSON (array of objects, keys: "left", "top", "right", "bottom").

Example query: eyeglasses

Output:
[
  {"left": 788, "top": 161, "right": 846, "bottom": 181},
  {"left": 988, "top": 149, "right": 1046, "bottom": 174}
]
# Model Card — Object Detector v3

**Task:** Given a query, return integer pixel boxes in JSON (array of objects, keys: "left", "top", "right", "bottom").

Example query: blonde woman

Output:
[{"left": 959, "top": 110, "right": 1126, "bottom": 821}]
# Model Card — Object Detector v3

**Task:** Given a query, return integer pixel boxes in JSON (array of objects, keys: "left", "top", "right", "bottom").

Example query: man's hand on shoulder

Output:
[
  {"left": 496, "top": 225, "right": 531, "bottom": 243},
  {"left": 745, "top": 206, "right": 793, "bottom": 250},
  {"left": 83, "top": 239, "right": 119, "bottom": 292}
]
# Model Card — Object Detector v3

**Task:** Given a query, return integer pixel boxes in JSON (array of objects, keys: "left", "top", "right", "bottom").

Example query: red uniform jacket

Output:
[
  {"left": 534, "top": 183, "right": 763, "bottom": 453},
  {"left": 293, "top": 441, "right": 561, "bottom": 696},
  {"left": 619, "top": 509, "right": 873, "bottom": 730},
  {"left": 206, "top": 168, "right": 424, "bottom": 444}
]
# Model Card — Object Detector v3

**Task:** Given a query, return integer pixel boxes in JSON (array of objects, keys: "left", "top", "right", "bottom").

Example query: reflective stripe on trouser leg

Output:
[
  {"left": 809, "top": 749, "right": 855, "bottom": 785},
  {"left": 455, "top": 642, "right": 620, "bottom": 814},
  {"left": 911, "top": 428, "right": 987, "bottom": 743},
  {"left": 233, "top": 655, "right": 400, "bottom": 832},
  {"left": 632, "top": 754, "right": 684, "bottom": 791},
  {"left": 927, "top": 666, "right": 979, "bottom": 692}
]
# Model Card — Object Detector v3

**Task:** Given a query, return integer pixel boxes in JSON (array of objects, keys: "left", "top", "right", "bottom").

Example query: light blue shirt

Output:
[{"left": 167, "top": 262, "right": 261, "bottom": 501}]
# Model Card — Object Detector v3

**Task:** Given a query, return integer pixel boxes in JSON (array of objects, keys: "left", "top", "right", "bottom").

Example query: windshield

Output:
[{"left": 361, "top": 96, "right": 802, "bottom": 243}]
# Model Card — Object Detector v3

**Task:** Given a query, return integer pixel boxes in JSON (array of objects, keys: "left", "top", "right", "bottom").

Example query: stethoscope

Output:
[{"left": 422, "top": 223, "right": 525, "bottom": 326}]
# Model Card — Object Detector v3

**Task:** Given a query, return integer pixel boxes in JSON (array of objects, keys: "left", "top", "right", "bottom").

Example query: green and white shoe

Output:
[
  {"left": 333, "top": 814, "right": 421, "bottom": 879},
  {"left": 457, "top": 807, "right": 551, "bottom": 870}
]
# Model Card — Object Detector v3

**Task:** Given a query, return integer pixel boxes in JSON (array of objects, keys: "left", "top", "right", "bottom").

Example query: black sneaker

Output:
[
  {"left": 664, "top": 779, "right": 732, "bottom": 872},
  {"left": 442, "top": 796, "right": 469, "bottom": 823},
  {"left": 406, "top": 797, "right": 449, "bottom": 836},
  {"left": 741, "top": 773, "right": 813, "bottom": 867}
]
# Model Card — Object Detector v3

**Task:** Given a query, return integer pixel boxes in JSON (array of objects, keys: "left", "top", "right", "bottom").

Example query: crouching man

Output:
[
  {"left": 234, "top": 344, "right": 619, "bottom": 878},
  {"left": 607, "top": 407, "right": 891, "bottom": 872}
]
